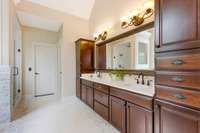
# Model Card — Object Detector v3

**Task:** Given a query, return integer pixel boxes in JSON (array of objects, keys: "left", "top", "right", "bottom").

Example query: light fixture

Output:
[
  {"left": 120, "top": 1, "right": 154, "bottom": 29},
  {"left": 93, "top": 28, "right": 109, "bottom": 41}
]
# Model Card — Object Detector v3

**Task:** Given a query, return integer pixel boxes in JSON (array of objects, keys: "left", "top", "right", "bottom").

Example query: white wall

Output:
[
  {"left": 22, "top": 26, "right": 59, "bottom": 98},
  {"left": 1, "top": 0, "right": 10, "bottom": 65},
  {"left": 0, "top": 0, "right": 22, "bottom": 122},
  {"left": 89, "top": 0, "right": 153, "bottom": 40},
  {"left": 0, "top": 0, "right": 2, "bottom": 64},
  {"left": 17, "top": 1, "right": 90, "bottom": 97}
]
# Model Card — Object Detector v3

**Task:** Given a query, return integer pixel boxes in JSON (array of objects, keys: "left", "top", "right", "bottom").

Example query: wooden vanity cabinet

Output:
[
  {"left": 127, "top": 103, "right": 153, "bottom": 133},
  {"left": 109, "top": 88, "right": 153, "bottom": 133},
  {"left": 75, "top": 39, "right": 95, "bottom": 98},
  {"left": 94, "top": 83, "right": 110, "bottom": 121},
  {"left": 155, "top": 99, "right": 200, "bottom": 133},
  {"left": 81, "top": 80, "right": 94, "bottom": 108},
  {"left": 110, "top": 96, "right": 126, "bottom": 133},
  {"left": 155, "top": 0, "right": 200, "bottom": 52},
  {"left": 155, "top": 0, "right": 200, "bottom": 132}
]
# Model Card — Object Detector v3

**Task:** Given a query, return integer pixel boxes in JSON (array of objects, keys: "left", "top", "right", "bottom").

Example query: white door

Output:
[{"left": 34, "top": 44, "right": 58, "bottom": 97}]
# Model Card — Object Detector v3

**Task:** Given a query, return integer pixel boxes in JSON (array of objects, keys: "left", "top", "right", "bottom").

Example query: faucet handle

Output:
[
  {"left": 147, "top": 80, "right": 153, "bottom": 86},
  {"left": 135, "top": 78, "right": 139, "bottom": 84}
]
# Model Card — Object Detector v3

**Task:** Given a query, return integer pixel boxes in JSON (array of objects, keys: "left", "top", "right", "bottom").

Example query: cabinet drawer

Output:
[
  {"left": 156, "top": 71, "right": 200, "bottom": 91},
  {"left": 94, "top": 83, "right": 109, "bottom": 94},
  {"left": 94, "top": 90, "right": 109, "bottom": 106},
  {"left": 156, "top": 50, "right": 200, "bottom": 71},
  {"left": 81, "top": 79, "right": 93, "bottom": 87},
  {"left": 110, "top": 87, "right": 153, "bottom": 110},
  {"left": 156, "top": 85, "right": 200, "bottom": 109},
  {"left": 94, "top": 101, "right": 109, "bottom": 121}
]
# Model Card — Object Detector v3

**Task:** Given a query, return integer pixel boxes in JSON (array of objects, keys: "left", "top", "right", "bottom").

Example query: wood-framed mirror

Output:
[{"left": 96, "top": 22, "right": 154, "bottom": 75}]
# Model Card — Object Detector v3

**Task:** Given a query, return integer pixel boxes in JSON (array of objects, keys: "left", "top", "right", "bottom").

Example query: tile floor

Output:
[{"left": 0, "top": 96, "right": 119, "bottom": 133}]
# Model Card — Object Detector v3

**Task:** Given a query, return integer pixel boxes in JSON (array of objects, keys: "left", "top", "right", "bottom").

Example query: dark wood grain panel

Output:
[
  {"left": 155, "top": 0, "right": 160, "bottom": 48},
  {"left": 110, "top": 96, "right": 126, "bottom": 133},
  {"left": 81, "top": 84, "right": 87, "bottom": 103},
  {"left": 86, "top": 86, "right": 94, "bottom": 108},
  {"left": 94, "top": 101, "right": 109, "bottom": 121},
  {"left": 81, "top": 79, "right": 93, "bottom": 88},
  {"left": 80, "top": 41, "right": 94, "bottom": 71},
  {"left": 161, "top": 0, "right": 197, "bottom": 44},
  {"left": 154, "top": 99, "right": 200, "bottom": 133},
  {"left": 156, "top": 71, "right": 200, "bottom": 91},
  {"left": 156, "top": 85, "right": 200, "bottom": 110},
  {"left": 110, "top": 87, "right": 153, "bottom": 110},
  {"left": 127, "top": 103, "right": 153, "bottom": 133},
  {"left": 94, "top": 83, "right": 109, "bottom": 94},
  {"left": 76, "top": 77, "right": 81, "bottom": 98},
  {"left": 156, "top": 49, "right": 200, "bottom": 71},
  {"left": 94, "top": 90, "right": 109, "bottom": 107},
  {"left": 155, "top": 0, "right": 200, "bottom": 52},
  {"left": 96, "top": 45, "right": 107, "bottom": 69}
]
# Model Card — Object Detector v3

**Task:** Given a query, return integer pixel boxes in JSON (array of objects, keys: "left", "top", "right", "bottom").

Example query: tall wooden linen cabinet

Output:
[
  {"left": 155, "top": 0, "right": 200, "bottom": 133},
  {"left": 75, "top": 39, "right": 95, "bottom": 98}
]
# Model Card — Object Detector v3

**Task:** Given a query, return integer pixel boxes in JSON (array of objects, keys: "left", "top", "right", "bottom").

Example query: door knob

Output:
[{"left": 35, "top": 72, "right": 40, "bottom": 75}]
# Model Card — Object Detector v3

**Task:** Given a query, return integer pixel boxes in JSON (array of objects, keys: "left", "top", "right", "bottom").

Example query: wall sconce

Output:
[
  {"left": 120, "top": 1, "right": 154, "bottom": 29},
  {"left": 93, "top": 29, "right": 108, "bottom": 41}
]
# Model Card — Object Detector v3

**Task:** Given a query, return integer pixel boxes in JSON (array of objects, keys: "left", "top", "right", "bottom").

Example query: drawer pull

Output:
[
  {"left": 171, "top": 60, "right": 186, "bottom": 65},
  {"left": 172, "top": 93, "right": 187, "bottom": 100},
  {"left": 171, "top": 76, "right": 185, "bottom": 82}
]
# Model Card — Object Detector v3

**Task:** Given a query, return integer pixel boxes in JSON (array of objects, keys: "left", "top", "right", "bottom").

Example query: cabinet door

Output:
[
  {"left": 110, "top": 96, "right": 126, "bottom": 133},
  {"left": 97, "top": 45, "right": 107, "bottom": 69},
  {"left": 127, "top": 103, "right": 153, "bottom": 133},
  {"left": 155, "top": 100, "right": 200, "bottom": 133},
  {"left": 81, "top": 85, "right": 87, "bottom": 103},
  {"left": 80, "top": 43, "right": 94, "bottom": 71},
  {"left": 76, "top": 77, "right": 81, "bottom": 98},
  {"left": 155, "top": 0, "right": 200, "bottom": 52},
  {"left": 86, "top": 86, "right": 94, "bottom": 108}
]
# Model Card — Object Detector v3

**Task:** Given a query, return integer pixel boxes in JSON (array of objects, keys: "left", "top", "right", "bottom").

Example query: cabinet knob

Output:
[
  {"left": 171, "top": 59, "right": 186, "bottom": 65},
  {"left": 172, "top": 93, "right": 187, "bottom": 100}
]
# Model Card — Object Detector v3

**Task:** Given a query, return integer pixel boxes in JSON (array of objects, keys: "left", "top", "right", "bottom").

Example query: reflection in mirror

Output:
[
  {"left": 135, "top": 28, "right": 154, "bottom": 70},
  {"left": 97, "top": 28, "right": 154, "bottom": 70}
]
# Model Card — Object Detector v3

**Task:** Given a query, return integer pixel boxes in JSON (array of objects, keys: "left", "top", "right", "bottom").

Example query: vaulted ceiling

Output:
[{"left": 23, "top": 0, "right": 96, "bottom": 20}]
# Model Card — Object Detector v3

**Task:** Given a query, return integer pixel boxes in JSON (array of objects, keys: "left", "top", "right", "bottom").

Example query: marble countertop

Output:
[{"left": 80, "top": 74, "right": 155, "bottom": 97}]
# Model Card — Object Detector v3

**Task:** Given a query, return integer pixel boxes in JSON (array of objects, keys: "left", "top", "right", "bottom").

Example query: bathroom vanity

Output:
[
  {"left": 80, "top": 73, "right": 154, "bottom": 133},
  {"left": 76, "top": 22, "right": 155, "bottom": 133}
]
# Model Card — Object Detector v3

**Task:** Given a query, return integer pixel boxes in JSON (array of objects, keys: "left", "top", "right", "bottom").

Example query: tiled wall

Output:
[{"left": 0, "top": 66, "right": 11, "bottom": 127}]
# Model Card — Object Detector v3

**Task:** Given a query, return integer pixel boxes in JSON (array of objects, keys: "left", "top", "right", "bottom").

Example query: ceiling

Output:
[
  {"left": 17, "top": 11, "right": 63, "bottom": 32},
  {"left": 24, "top": 0, "right": 96, "bottom": 19}
]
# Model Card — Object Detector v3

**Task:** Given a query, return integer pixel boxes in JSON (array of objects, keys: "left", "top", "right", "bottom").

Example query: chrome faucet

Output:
[
  {"left": 96, "top": 71, "right": 101, "bottom": 78},
  {"left": 138, "top": 72, "right": 145, "bottom": 85}
]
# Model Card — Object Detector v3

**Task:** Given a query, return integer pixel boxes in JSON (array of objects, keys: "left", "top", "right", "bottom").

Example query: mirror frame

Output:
[{"left": 96, "top": 22, "right": 154, "bottom": 76}]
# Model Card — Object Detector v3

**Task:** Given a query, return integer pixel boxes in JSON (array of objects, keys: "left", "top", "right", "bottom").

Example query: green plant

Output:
[{"left": 109, "top": 70, "right": 125, "bottom": 81}]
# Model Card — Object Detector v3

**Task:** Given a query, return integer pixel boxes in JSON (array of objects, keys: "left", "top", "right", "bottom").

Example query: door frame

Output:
[
  {"left": 13, "top": 16, "right": 22, "bottom": 107},
  {"left": 32, "top": 42, "right": 61, "bottom": 98}
]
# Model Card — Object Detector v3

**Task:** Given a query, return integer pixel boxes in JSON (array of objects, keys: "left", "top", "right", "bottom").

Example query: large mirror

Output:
[{"left": 96, "top": 26, "right": 154, "bottom": 71}]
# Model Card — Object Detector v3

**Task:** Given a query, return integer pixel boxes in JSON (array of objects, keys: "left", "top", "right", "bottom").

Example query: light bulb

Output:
[
  {"left": 93, "top": 33, "right": 98, "bottom": 38},
  {"left": 128, "top": 10, "right": 139, "bottom": 18},
  {"left": 144, "top": 1, "right": 154, "bottom": 9},
  {"left": 120, "top": 16, "right": 129, "bottom": 22}
]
